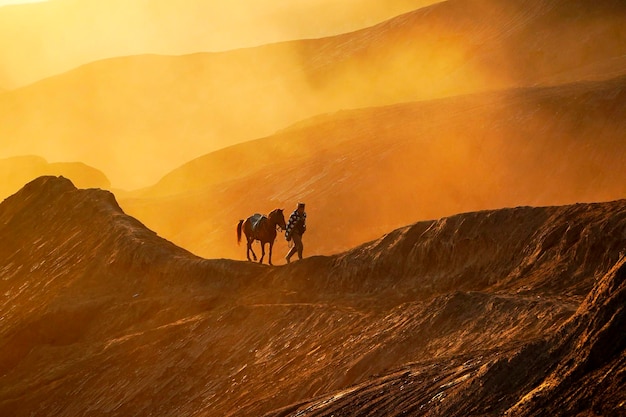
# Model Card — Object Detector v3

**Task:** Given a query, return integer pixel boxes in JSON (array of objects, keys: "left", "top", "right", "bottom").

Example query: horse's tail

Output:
[{"left": 236, "top": 219, "right": 244, "bottom": 245}]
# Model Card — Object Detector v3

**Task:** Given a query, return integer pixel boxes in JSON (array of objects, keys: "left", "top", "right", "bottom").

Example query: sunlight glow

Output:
[{"left": 0, "top": 0, "right": 47, "bottom": 6}]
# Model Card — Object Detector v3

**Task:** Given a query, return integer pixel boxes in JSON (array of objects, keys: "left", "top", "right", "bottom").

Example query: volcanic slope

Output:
[
  {"left": 2, "top": 0, "right": 625, "bottom": 188},
  {"left": 266, "top": 258, "right": 626, "bottom": 417},
  {"left": 1, "top": 176, "right": 626, "bottom": 416},
  {"left": 121, "top": 75, "right": 626, "bottom": 260}
]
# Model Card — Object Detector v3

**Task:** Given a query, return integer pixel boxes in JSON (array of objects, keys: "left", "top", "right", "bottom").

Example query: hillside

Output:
[
  {"left": 0, "top": 0, "right": 441, "bottom": 89},
  {"left": 265, "top": 257, "right": 626, "bottom": 417},
  {"left": 120, "top": 75, "right": 626, "bottom": 261},
  {"left": 0, "top": 176, "right": 625, "bottom": 416},
  {"left": 0, "top": 155, "right": 110, "bottom": 200},
  {"left": 1, "top": 0, "right": 625, "bottom": 188}
]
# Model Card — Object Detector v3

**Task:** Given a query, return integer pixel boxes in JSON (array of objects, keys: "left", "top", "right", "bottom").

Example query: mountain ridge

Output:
[
  {"left": 1, "top": 176, "right": 625, "bottom": 416},
  {"left": 2, "top": 0, "right": 625, "bottom": 188},
  {"left": 0, "top": 0, "right": 443, "bottom": 89},
  {"left": 119, "top": 74, "right": 626, "bottom": 261},
  {"left": 143, "top": 74, "right": 626, "bottom": 197}
]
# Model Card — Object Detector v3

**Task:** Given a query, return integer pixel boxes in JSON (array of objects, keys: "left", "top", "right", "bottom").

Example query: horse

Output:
[{"left": 236, "top": 209, "right": 286, "bottom": 265}]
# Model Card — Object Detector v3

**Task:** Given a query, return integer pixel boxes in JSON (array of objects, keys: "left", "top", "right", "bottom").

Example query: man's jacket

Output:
[{"left": 285, "top": 210, "right": 306, "bottom": 240}]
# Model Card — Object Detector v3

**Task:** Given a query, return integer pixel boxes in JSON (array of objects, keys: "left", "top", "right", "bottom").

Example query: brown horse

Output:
[{"left": 237, "top": 209, "right": 286, "bottom": 265}]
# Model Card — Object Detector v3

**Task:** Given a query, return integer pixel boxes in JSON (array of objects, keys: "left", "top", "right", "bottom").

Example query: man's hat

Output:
[{"left": 297, "top": 202, "right": 305, "bottom": 208}]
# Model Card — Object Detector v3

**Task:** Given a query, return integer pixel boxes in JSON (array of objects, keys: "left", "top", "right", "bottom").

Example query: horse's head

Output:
[{"left": 269, "top": 208, "right": 287, "bottom": 231}]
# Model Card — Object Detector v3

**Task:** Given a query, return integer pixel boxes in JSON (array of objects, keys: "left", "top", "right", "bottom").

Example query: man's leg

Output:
[
  {"left": 293, "top": 233, "right": 303, "bottom": 260},
  {"left": 285, "top": 233, "right": 302, "bottom": 263},
  {"left": 285, "top": 236, "right": 298, "bottom": 263}
]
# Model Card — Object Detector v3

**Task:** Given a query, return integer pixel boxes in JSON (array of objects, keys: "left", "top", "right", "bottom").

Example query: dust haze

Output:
[
  {"left": 0, "top": 0, "right": 443, "bottom": 88},
  {"left": 1, "top": 0, "right": 625, "bottom": 257},
  {"left": 120, "top": 78, "right": 626, "bottom": 260}
]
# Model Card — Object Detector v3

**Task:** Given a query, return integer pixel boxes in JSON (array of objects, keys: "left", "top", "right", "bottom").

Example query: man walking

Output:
[{"left": 285, "top": 202, "right": 306, "bottom": 263}]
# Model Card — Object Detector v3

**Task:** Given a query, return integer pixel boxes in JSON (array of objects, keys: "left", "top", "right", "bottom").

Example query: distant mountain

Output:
[
  {"left": 0, "top": 155, "right": 110, "bottom": 200},
  {"left": 120, "top": 75, "right": 626, "bottom": 261},
  {"left": 1, "top": 0, "right": 625, "bottom": 189},
  {"left": 0, "top": 175, "right": 624, "bottom": 416},
  {"left": 0, "top": 0, "right": 442, "bottom": 89}
]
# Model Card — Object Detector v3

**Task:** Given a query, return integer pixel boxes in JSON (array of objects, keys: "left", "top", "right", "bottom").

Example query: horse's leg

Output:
[
  {"left": 248, "top": 238, "right": 257, "bottom": 261},
  {"left": 259, "top": 242, "right": 266, "bottom": 264},
  {"left": 268, "top": 240, "right": 274, "bottom": 266}
]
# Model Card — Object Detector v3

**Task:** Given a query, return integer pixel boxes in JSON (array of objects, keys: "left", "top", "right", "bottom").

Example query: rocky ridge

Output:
[{"left": 0, "top": 176, "right": 624, "bottom": 416}]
